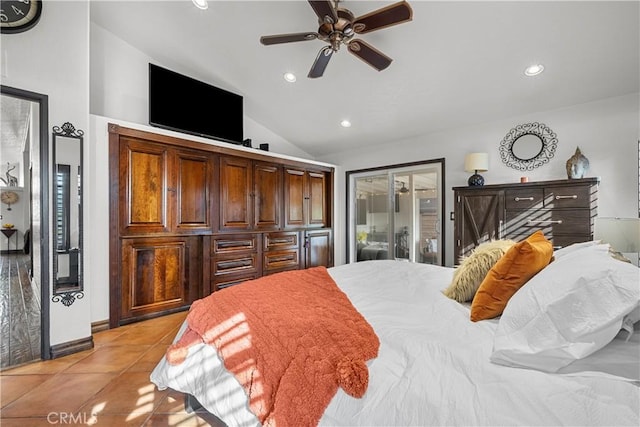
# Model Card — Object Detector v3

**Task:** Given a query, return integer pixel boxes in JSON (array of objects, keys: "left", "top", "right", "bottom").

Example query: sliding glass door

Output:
[{"left": 347, "top": 159, "right": 444, "bottom": 265}]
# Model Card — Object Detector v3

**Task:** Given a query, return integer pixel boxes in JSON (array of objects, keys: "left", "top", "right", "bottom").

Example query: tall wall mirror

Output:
[{"left": 51, "top": 122, "right": 83, "bottom": 306}]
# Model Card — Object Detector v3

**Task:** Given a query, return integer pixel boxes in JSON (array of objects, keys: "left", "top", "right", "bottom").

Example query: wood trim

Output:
[
  {"left": 452, "top": 177, "right": 600, "bottom": 191},
  {"left": 49, "top": 336, "right": 94, "bottom": 359},
  {"left": 108, "top": 123, "right": 334, "bottom": 172},
  {"left": 91, "top": 319, "right": 110, "bottom": 334}
]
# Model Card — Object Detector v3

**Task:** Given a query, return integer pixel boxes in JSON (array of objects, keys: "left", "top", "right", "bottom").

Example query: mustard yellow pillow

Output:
[{"left": 470, "top": 230, "right": 553, "bottom": 322}]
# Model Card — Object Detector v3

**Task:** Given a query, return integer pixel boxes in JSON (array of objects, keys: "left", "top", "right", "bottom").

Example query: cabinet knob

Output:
[
  {"left": 555, "top": 194, "right": 578, "bottom": 200},
  {"left": 514, "top": 196, "right": 534, "bottom": 202}
]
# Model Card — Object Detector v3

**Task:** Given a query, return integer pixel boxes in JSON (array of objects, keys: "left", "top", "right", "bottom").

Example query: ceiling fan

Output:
[{"left": 260, "top": 0, "right": 413, "bottom": 78}]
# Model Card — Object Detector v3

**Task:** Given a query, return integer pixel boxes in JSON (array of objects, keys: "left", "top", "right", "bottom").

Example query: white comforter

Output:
[{"left": 151, "top": 260, "right": 640, "bottom": 426}]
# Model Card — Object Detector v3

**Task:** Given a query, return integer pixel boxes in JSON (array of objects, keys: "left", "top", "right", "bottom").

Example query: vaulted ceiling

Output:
[{"left": 90, "top": 1, "right": 639, "bottom": 158}]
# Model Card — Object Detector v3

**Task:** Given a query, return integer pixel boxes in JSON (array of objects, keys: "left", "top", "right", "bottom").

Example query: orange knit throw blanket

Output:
[{"left": 166, "top": 266, "right": 379, "bottom": 426}]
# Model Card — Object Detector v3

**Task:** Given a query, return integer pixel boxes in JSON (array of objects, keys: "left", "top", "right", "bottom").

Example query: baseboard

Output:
[
  {"left": 49, "top": 336, "right": 94, "bottom": 359},
  {"left": 91, "top": 319, "right": 110, "bottom": 334}
]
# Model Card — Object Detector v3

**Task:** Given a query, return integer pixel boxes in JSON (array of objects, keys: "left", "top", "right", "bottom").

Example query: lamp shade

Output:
[
  {"left": 464, "top": 153, "right": 489, "bottom": 173},
  {"left": 594, "top": 217, "right": 640, "bottom": 253}
]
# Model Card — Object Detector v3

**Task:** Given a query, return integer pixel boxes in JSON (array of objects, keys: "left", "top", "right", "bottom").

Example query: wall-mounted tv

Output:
[{"left": 149, "top": 63, "right": 243, "bottom": 144}]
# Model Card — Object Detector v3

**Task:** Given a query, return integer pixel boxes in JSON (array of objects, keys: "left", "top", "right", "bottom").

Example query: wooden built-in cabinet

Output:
[
  {"left": 263, "top": 231, "right": 300, "bottom": 275},
  {"left": 219, "top": 156, "right": 283, "bottom": 231},
  {"left": 118, "top": 138, "right": 215, "bottom": 235},
  {"left": 284, "top": 167, "right": 328, "bottom": 228},
  {"left": 109, "top": 124, "right": 334, "bottom": 327},
  {"left": 304, "top": 229, "right": 333, "bottom": 268},
  {"left": 453, "top": 178, "right": 599, "bottom": 264},
  {"left": 119, "top": 235, "right": 202, "bottom": 323}
]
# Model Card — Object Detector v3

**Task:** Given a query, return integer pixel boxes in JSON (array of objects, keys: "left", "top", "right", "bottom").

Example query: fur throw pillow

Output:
[{"left": 443, "top": 239, "right": 516, "bottom": 302}]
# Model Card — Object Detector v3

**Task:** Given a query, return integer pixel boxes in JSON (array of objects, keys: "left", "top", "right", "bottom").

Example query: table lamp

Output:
[{"left": 465, "top": 153, "right": 489, "bottom": 186}]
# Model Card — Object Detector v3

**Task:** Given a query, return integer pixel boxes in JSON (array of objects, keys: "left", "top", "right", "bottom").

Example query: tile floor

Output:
[{"left": 0, "top": 311, "right": 226, "bottom": 426}]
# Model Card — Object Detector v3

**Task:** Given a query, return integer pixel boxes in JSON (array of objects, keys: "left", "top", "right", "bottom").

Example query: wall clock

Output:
[
  {"left": 1, "top": 0, "right": 43, "bottom": 34},
  {"left": 1, "top": 190, "right": 19, "bottom": 210}
]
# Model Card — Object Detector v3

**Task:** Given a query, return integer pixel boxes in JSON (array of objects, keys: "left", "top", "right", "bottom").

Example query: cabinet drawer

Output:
[
  {"left": 213, "top": 272, "right": 259, "bottom": 292},
  {"left": 264, "top": 232, "right": 299, "bottom": 251},
  {"left": 544, "top": 185, "right": 592, "bottom": 208},
  {"left": 212, "top": 253, "right": 259, "bottom": 276},
  {"left": 212, "top": 234, "right": 259, "bottom": 254},
  {"left": 504, "top": 188, "right": 544, "bottom": 210},
  {"left": 264, "top": 249, "right": 299, "bottom": 272},
  {"left": 505, "top": 209, "right": 591, "bottom": 237}
]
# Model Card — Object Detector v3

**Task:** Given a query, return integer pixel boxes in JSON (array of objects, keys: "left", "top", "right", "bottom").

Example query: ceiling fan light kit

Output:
[{"left": 260, "top": 0, "right": 413, "bottom": 78}]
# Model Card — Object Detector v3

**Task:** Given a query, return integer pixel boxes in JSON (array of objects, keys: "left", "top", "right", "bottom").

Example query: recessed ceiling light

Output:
[
  {"left": 340, "top": 120, "right": 352, "bottom": 128},
  {"left": 283, "top": 72, "right": 297, "bottom": 83},
  {"left": 524, "top": 64, "right": 544, "bottom": 76},
  {"left": 192, "top": 0, "right": 208, "bottom": 10}
]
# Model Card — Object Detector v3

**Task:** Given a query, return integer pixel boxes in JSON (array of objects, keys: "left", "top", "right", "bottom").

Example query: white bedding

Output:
[{"left": 151, "top": 260, "right": 640, "bottom": 426}]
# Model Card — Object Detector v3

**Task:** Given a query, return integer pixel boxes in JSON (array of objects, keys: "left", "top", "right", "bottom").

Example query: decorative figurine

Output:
[{"left": 566, "top": 147, "right": 589, "bottom": 179}]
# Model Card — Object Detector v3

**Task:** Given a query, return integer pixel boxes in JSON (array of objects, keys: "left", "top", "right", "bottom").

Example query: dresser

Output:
[{"left": 453, "top": 178, "right": 599, "bottom": 263}]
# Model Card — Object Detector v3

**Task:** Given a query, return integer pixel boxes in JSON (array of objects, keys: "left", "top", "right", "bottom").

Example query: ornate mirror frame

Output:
[
  {"left": 499, "top": 122, "right": 557, "bottom": 171},
  {"left": 51, "top": 122, "right": 84, "bottom": 306}
]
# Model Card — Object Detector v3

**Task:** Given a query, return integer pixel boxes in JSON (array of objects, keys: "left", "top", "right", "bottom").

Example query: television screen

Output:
[{"left": 149, "top": 63, "right": 243, "bottom": 144}]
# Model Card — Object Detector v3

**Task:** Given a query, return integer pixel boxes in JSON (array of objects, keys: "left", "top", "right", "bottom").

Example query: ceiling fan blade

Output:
[
  {"left": 308, "top": 0, "right": 338, "bottom": 24},
  {"left": 347, "top": 39, "right": 392, "bottom": 71},
  {"left": 308, "top": 46, "right": 333, "bottom": 78},
  {"left": 260, "top": 32, "right": 319, "bottom": 45},
  {"left": 353, "top": 0, "right": 413, "bottom": 34}
]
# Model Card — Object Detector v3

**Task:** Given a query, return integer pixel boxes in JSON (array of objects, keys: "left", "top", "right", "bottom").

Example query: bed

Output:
[{"left": 151, "top": 241, "right": 640, "bottom": 426}]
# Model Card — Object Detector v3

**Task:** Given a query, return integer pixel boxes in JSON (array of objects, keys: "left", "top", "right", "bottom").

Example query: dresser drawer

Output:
[
  {"left": 544, "top": 185, "right": 592, "bottom": 208},
  {"left": 212, "top": 234, "right": 259, "bottom": 254},
  {"left": 212, "top": 252, "right": 259, "bottom": 276},
  {"left": 264, "top": 249, "right": 299, "bottom": 273},
  {"left": 506, "top": 209, "right": 591, "bottom": 238},
  {"left": 505, "top": 188, "right": 544, "bottom": 210},
  {"left": 212, "top": 272, "right": 259, "bottom": 292},
  {"left": 264, "top": 232, "right": 299, "bottom": 251}
]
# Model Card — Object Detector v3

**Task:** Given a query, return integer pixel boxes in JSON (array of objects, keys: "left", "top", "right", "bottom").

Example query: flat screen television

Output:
[{"left": 149, "top": 63, "right": 243, "bottom": 144}]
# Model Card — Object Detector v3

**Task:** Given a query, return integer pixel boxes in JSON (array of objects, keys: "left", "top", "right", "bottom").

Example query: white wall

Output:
[
  {"left": 90, "top": 23, "right": 313, "bottom": 159},
  {"left": 318, "top": 93, "right": 639, "bottom": 267},
  {"left": 1, "top": 1, "right": 91, "bottom": 346}
]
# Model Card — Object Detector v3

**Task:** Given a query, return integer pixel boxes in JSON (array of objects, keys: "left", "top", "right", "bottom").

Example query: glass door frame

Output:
[{"left": 345, "top": 158, "right": 446, "bottom": 265}]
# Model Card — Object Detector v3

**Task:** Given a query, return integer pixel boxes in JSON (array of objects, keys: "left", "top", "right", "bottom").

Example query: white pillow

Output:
[
  {"left": 552, "top": 240, "right": 601, "bottom": 260},
  {"left": 490, "top": 244, "right": 640, "bottom": 372}
]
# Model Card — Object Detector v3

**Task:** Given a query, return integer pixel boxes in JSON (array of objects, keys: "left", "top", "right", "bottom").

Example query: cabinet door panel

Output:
[
  {"left": 308, "top": 171, "right": 327, "bottom": 227},
  {"left": 120, "top": 139, "right": 169, "bottom": 234},
  {"left": 456, "top": 191, "right": 504, "bottom": 261},
  {"left": 304, "top": 229, "right": 333, "bottom": 268},
  {"left": 254, "top": 162, "right": 282, "bottom": 230},
  {"left": 120, "top": 236, "right": 201, "bottom": 322},
  {"left": 284, "top": 168, "right": 305, "bottom": 227},
  {"left": 220, "top": 156, "right": 252, "bottom": 230},
  {"left": 175, "top": 150, "right": 214, "bottom": 232}
]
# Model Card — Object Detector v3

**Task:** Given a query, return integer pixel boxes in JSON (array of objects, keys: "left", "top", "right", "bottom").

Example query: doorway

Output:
[
  {"left": 0, "top": 85, "right": 49, "bottom": 369},
  {"left": 346, "top": 159, "right": 445, "bottom": 265}
]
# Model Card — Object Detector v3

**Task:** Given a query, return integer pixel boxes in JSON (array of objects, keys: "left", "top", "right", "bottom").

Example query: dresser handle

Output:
[
  {"left": 270, "top": 238, "right": 293, "bottom": 245},
  {"left": 269, "top": 255, "right": 295, "bottom": 263},
  {"left": 514, "top": 197, "right": 534, "bottom": 202},
  {"left": 555, "top": 194, "right": 578, "bottom": 200},
  {"left": 527, "top": 220, "right": 563, "bottom": 224}
]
